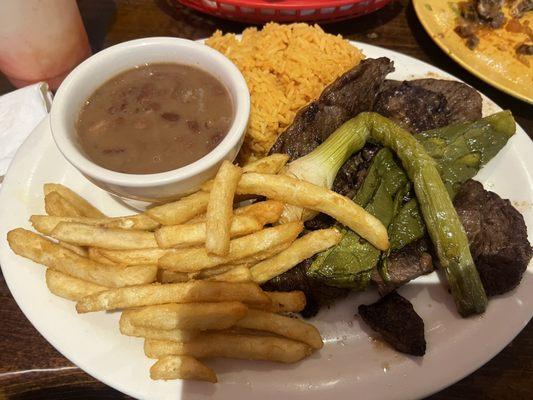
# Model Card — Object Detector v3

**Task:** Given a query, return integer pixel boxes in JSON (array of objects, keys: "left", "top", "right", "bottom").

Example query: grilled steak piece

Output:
[
  {"left": 358, "top": 292, "right": 426, "bottom": 356},
  {"left": 512, "top": 0, "right": 533, "bottom": 18},
  {"left": 261, "top": 258, "right": 349, "bottom": 318},
  {"left": 476, "top": 0, "right": 506, "bottom": 28},
  {"left": 454, "top": 179, "right": 532, "bottom": 296},
  {"left": 305, "top": 144, "right": 380, "bottom": 230},
  {"left": 269, "top": 57, "right": 394, "bottom": 160},
  {"left": 455, "top": 25, "right": 480, "bottom": 49},
  {"left": 409, "top": 79, "right": 482, "bottom": 123},
  {"left": 371, "top": 239, "right": 434, "bottom": 296},
  {"left": 374, "top": 83, "right": 451, "bottom": 133},
  {"left": 374, "top": 79, "right": 482, "bottom": 133}
]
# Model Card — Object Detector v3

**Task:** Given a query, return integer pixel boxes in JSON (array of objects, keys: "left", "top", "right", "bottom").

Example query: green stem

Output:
[{"left": 320, "top": 112, "right": 488, "bottom": 316}]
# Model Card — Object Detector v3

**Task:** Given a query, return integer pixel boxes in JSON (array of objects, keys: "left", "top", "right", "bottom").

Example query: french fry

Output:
[
  {"left": 7, "top": 229, "right": 157, "bottom": 287},
  {"left": 123, "top": 302, "right": 247, "bottom": 330},
  {"left": 263, "top": 291, "right": 306, "bottom": 313},
  {"left": 235, "top": 173, "right": 389, "bottom": 251},
  {"left": 155, "top": 215, "right": 261, "bottom": 249},
  {"left": 158, "top": 270, "right": 190, "bottom": 283},
  {"left": 184, "top": 213, "right": 206, "bottom": 224},
  {"left": 76, "top": 281, "right": 270, "bottom": 313},
  {"left": 158, "top": 222, "right": 303, "bottom": 272},
  {"left": 191, "top": 264, "right": 234, "bottom": 279},
  {"left": 50, "top": 223, "right": 158, "bottom": 250},
  {"left": 207, "top": 266, "right": 252, "bottom": 282},
  {"left": 182, "top": 200, "right": 284, "bottom": 226},
  {"left": 235, "top": 309, "right": 323, "bottom": 349},
  {"left": 58, "top": 241, "right": 88, "bottom": 257},
  {"left": 242, "top": 153, "right": 290, "bottom": 174},
  {"left": 233, "top": 199, "right": 284, "bottom": 223},
  {"left": 31, "top": 215, "right": 109, "bottom": 235},
  {"left": 150, "top": 355, "right": 217, "bottom": 383},
  {"left": 146, "top": 191, "right": 210, "bottom": 225},
  {"left": 104, "top": 214, "right": 159, "bottom": 230},
  {"left": 44, "top": 183, "right": 106, "bottom": 217},
  {"left": 250, "top": 228, "right": 342, "bottom": 283},
  {"left": 230, "top": 242, "right": 291, "bottom": 265},
  {"left": 87, "top": 247, "right": 118, "bottom": 265},
  {"left": 201, "top": 154, "right": 290, "bottom": 192},
  {"left": 119, "top": 313, "right": 197, "bottom": 342},
  {"left": 45, "top": 269, "right": 108, "bottom": 301},
  {"left": 30, "top": 214, "right": 159, "bottom": 235},
  {"left": 99, "top": 248, "right": 172, "bottom": 265},
  {"left": 45, "top": 191, "right": 84, "bottom": 217},
  {"left": 30, "top": 215, "right": 108, "bottom": 235},
  {"left": 205, "top": 161, "right": 242, "bottom": 255},
  {"left": 144, "top": 333, "right": 313, "bottom": 363}
]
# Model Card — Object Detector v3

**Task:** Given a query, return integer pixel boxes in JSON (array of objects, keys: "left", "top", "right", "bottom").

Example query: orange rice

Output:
[{"left": 206, "top": 23, "right": 364, "bottom": 161}]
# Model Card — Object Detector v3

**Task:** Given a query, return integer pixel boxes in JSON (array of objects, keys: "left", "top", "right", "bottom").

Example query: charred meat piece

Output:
[
  {"left": 376, "top": 79, "right": 483, "bottom": 133},
  {"left": 456, "top": 1, "right": 506, "bottom": 48},
  {"left": 358, "top": 292, "right": 426, "bottom": 356},
  {"left": 455, "top": 25, "right": 480, "bottom": 49},
  {"left": 261, "top": 258, "right": 349, "bottom": 318},
  {"left": 460, "top": 1, "right": 481, "bottom": 22},
  {"left": 305, "top": 144, "right": 380, "bottom": 230},
  {"left": 408, "top": 79, "right": 482, "bottom": 123},
  {"left": 332, "top": 144, "right": 380, "bottom": 199},
  {"left": 476, "top": 0, "right": 506, "bottom": 28},
  {"left": 269, "top": 57, "right": 394, "bottom": 161},
  {"left": 374, "top": 83, "right": 451, "bottom": 133},
  {"left": 454, "top": 179, "right": 532, "bottom": 296},
  {"left": 516, "top": 43, "right": 533, "bottom": 55},
  {"left": 511, "top": 0, "right": 533, "bottom": 18},
  {"left": 371, "top": 239, "right": 434, "bottom": 296}
]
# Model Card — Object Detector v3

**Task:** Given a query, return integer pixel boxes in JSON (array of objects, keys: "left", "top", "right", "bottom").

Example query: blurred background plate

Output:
[
  {"left": 413, "top": 0, "right": 533, "bottom": 104},
  {"left": 173, "top": 0, "right": 392, "bottom": 23}
]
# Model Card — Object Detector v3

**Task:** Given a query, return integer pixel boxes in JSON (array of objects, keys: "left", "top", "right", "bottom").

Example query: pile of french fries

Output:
[{"left": 6, "top": 153, "right": 388, "bottom": 383}]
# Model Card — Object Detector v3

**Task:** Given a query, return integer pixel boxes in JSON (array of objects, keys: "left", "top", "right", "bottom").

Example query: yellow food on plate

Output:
[
  {"left": 158, "top": 222, "right": 304, "bottom": 272},
  {"left": 250, "top": 228, "right": 343, "bottom": 284},
  {"left": 45, "top": 269, "right": 108, "bottom": 301},
  {"left": 7, "top": 228, "right": 157, "bottom": 287},
  {"left": 413, "top": 0, "right": 533, "bottom": 103},
  {"left": 150, "top": 355, "right": 217, "bottom": 383},
  {"left": 263, "top": 291, "right": 306, "bottom": 313},
  {"left": 205, "top": 160, "right": 243, "bottom": 256},
  {"left": 155, "top": 214, "right": 262, "bottom": 249},
  {"left": 43, "top": 183, "right": 106, "bottom": 218},
  {"left": 206, "top": 265, "right": 253, "bottom": 283},
  {"left": 144, "top": 333, "right": 314, "bottom": 363},
  {"left": 119, "top": 314, "right": 198, "bottom": 343},
  {"left": 122, "top": 302, "right": 248, "bottom": 331},
  {"left": 235, "top": 309, "right": 323, "bottom": 349},
  {"left": 75, "top": 281, "right": 270, "bottom": 313},
  {"left": 206, "top": 23, "right": 364, "bottom": 160},
  {"left": 44, "top": 191, "right": 85, "bottom": 218}
]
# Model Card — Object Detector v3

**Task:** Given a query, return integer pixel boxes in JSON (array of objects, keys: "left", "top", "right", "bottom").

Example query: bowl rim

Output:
[{"left": 50, "top": 37, "right": 250, "bottom": 188}]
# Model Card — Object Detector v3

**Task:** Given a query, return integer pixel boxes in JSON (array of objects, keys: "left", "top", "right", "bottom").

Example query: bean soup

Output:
[{"left": 76, "top": 63, "right": 233, "bottom": 174}]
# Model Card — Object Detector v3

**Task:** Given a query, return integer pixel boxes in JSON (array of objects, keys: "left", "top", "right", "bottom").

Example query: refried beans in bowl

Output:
[
  {"left": 50, "top": 37, "right": 250, "bottom": 207},
  {"left": 77, "top": 63, "right": 234, "bottom": 175}
]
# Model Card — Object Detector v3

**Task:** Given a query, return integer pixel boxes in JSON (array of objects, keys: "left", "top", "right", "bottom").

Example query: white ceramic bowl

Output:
[{"left": 50, "top": 37, "right": 249, "bottom": 207}]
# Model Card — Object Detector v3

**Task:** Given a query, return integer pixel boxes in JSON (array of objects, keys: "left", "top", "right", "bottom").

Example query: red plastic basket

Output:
[{"left": 174, "top": 0, "right": 392, "bottom": 23}]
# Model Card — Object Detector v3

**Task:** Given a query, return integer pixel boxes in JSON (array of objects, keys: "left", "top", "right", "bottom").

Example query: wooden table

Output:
[{"left": 0, "top": 1, "right": 531, "bottom": 399}]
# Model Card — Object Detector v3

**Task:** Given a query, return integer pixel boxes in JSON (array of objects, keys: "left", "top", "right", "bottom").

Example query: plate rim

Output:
[{"left": 0, "top": 40, "right": 532, "bottom": 400}]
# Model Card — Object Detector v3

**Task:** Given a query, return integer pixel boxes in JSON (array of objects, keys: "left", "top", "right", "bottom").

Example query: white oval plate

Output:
[{"left": 0, "top": 42, "right": 532, "bottom": 400}]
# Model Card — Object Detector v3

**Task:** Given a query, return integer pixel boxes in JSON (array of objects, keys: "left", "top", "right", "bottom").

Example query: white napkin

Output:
[{"left": 0, "top": 82, "right": 53, "bottom": 182}]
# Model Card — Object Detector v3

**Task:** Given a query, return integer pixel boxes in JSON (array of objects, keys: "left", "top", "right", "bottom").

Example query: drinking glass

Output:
[{"left": 0, "top": 0, "right": 91, "bottom": 90}]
